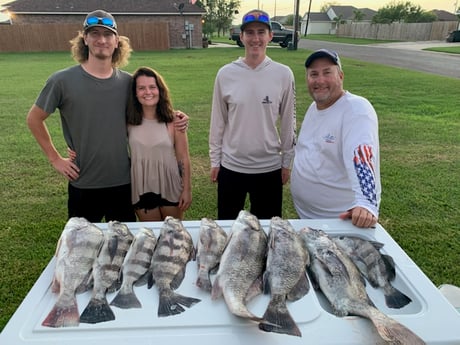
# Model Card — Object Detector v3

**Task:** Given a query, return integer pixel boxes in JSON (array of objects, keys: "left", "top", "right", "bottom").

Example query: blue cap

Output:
[{"left": 241, "top": 9, "right": 272, "bottom": 31}]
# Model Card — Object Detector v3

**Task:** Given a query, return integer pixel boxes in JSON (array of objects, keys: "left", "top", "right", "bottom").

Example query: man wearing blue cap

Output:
[
  {"left": 209, "top": 9, "right": 296, "bottom": 220},
  {"left": 26, "top": 10, "right": 188, "bottom": 222},
  {"left": 290, "top": 49, "right": 381, "bottom": 228}
]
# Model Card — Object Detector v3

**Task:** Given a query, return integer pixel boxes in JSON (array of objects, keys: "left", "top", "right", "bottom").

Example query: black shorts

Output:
[
  {"left": 133, "top": 192, "right": 179, "bottom": 212},
  {"left": 68, "top": 183, "right": 136, "bottom": 223}
]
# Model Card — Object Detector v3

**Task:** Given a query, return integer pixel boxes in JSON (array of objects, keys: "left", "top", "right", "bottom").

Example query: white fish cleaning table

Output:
[{"left": 1, "top": 219, "right": 459, "bottom": 345}]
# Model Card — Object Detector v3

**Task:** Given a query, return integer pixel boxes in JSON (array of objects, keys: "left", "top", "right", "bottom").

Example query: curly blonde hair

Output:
[{"left": 69, "top": 31, "right": 132, "bottom": 68}]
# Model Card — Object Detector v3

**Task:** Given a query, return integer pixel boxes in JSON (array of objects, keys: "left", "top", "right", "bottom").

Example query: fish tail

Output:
[
  {"left": 110, "top": 287, "right": 142, "bottom": 309},
  {"left": 224, "top": 295, "right": 264, "bottom": 322},
  {"left": 368, "top": 307, "right": 425, "bottom": 344},
  {"left": 158, "top": 289, "right": 201, "bottom": 317},
  {"left": 258, "top": 295, "right": 301, "bottom": 337},
  {"left": 41, "top": 298, "right": 79, "bottom": 328},
  {"left": 80, "top": 297, "right": 115, "bottom": 324},
  {"left": 384, "top": 286, "right": 412, "bottom": 309}
]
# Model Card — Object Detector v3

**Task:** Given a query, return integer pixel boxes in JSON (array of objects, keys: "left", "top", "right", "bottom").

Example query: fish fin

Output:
[
  {"left": 80, "top": 297, "right": 115, "bottom": 323},
  {"left": 319, "top": 250, "right": 350, "bottom": 281},
  {"left": 110, "top": 289, "right": 142, "bottom": 309},
  {"left": 384, "top": 286, "right": 412, "bottom": 309},
  {"left": 382, "top": 254, "right": 397, "bottom": 281},
  {"left": 368, "top": 239, "right": 385, "bottom": 250},
  {"left": 196, "top": 272, "right": 213, "bottom": 292},
  {"left": 135, "top": 270, "right": 152, "bottom": 287},
  {"left": 245, "top": 275, "right": 263, "bottom": 303},
  {"left": 287, "top": 273, "right": 310, "bottom": 301},
  {"left": 189, "top": 244, "right": 197, "bottom": 261},
  {"left": 259, "top": 295, "right": 301, "bottom": 337},
  {"left": 41, "top": 298, "right": 79, "bottom": 328},
  {"left": 170, "top": 267, "right": 186, "bottom": 290},
  {"left": 50, "top": 276, "right": 61, "bottom": 294},
  {"left": 306, "top": 265, "right": 320, "bottom": 290},
  {"left": 157, "top": 290, "right": 201, "bottom": 317},
  {"left": 368, "top": 307, "right": 425, "bottom": 344},
  {"left": 209, "top": 263, "right": 220, "bottom": 274},
  {"left": 211, "top": 276, "right": 223, "bottom": 300},
  {"left": 262, "top": 271, "right": 271, "bottom": 295},
  {"left": 75, "top": 270, "right": 93, "bottom": 294},
  {"left": 107, "top": 277, "right": 122, "bottom": 293},
  {"left": 147, "top": 272, "right": 155, "bottom": 289},
  {"left": 108, "top": 236, "right": 119, "bottom": 261}
]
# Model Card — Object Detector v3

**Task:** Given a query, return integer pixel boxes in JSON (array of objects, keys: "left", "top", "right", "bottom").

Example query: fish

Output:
[
  {"left": 149, "top": 216, "right": 201, "bottom": 317},
  {"left": 211, "top": 210, "right": 267, "bottom": 322},
  {"left": 79, "top": 221, "right": 134, "bottom": 323},
  {"left": 258, "top": 217, "right": 310, "bottom": 337},
  {"left": 299, "top": 227, "right": 425, "bottom": 345},
  {"left": 196, "top": 217, "right": 228, "bottom": 292},
  {"left": 42, "top": 217, "right": 104, "bottom": 328},
  {"left": 110, "top": 227, "right": 157, "bottom": 309},
  {"left": 333, "top": 235, "right": 412, "bottom": 309}
]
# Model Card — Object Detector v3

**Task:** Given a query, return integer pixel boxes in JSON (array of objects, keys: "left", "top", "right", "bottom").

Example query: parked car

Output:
[
  {"left": 229, "top": 21, "right": 299, "bottom": 48},
  {"left": 446, "top": 30, "right": 460, "bottom": 42}
]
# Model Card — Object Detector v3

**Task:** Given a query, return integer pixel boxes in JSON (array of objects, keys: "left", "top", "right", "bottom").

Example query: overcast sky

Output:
[{"left": 1, "top": 0, "right": 458, "bottom": 22}]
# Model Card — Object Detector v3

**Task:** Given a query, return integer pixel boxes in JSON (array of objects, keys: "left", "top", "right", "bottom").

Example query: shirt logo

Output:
[
  {"left": 323, "top": 133, "right": 335, "bottom": 143},
  {"left": 262, "top": 96, "right": 272, "bottom": 104}
]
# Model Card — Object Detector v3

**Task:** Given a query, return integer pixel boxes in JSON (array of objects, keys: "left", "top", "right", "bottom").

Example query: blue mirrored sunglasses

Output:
[
  {"left": 84, "top": 17, "right": 116, "bottom": 29},
  {"left": 243, "top": 13, "right": 270, "bottom": 24}
]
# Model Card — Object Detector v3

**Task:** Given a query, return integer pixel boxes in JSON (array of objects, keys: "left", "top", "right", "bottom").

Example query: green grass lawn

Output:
[{"left": 0, "top": 47, "right": 459, "bottom": 331}]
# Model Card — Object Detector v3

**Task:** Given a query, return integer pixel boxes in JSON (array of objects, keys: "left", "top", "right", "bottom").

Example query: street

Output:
[{"left": 297, "top": 39, "right": 460, "bottom": 79}]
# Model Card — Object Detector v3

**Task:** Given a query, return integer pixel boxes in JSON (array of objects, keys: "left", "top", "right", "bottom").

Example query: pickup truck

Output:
[{"left": 229, "top": 21, "right": 298, "bottom": 48}]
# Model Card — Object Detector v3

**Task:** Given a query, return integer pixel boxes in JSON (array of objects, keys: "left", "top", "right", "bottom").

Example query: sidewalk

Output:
[{"left": 367, "top": 40, "right": 460, "bottom": 50}]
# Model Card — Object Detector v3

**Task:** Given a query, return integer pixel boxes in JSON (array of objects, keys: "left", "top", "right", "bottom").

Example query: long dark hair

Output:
[{"left": 126, "top": 66, "right": 175, "bottom": 125}]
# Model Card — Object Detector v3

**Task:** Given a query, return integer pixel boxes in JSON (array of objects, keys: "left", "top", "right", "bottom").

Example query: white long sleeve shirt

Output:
[
  {"left": 290, "top": 91, "right": 381, "bottom": 219},
  {"left": 209, "top": 56, "right": 296, "bottom": 174}
]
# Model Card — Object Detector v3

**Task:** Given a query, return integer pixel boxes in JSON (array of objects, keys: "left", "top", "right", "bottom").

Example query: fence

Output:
[
  {"left": 0, "top": 22, "right": 181, "bottom": 52},
  {"left": 336, "top": 21, "right": 459, "bottom": 41}
]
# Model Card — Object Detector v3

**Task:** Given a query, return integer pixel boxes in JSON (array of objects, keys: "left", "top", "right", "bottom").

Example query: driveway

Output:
[{"left": 297, "top": 39, "right": 460, "bottom": 79}]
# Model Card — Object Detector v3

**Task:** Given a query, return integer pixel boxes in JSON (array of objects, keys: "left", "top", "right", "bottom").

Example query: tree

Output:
[
  {"left": 284, "top": 14, "right": 303, "bottom": 26},
  {"left": 320, "top": 2, "right": 339, "bottom": 13},
  {"left": 353, "top": 9, "right": 365, "bottom": 22},
  {"left": 333, "top": 14, "right": 345, "bottom": 30},
  {"left": 197, "top": 0, "right": 241, "bottom": 37},
  {"left": 372, "top": 1, "right": 436, "bottom": 24}
]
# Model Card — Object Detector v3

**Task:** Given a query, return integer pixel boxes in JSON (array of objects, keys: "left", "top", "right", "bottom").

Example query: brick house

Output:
[{"left": 1, "top": 0, "right": 206, "bottom": 49}]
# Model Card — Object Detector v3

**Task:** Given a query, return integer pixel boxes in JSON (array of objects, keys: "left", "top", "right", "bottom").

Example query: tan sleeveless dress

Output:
[{"left": 128, "top": 118, "right": 182, "bottom": 205}]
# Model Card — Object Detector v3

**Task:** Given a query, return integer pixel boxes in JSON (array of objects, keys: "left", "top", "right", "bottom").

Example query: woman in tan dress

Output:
[{"left": 127, "top": 67, "right": 192, "bottom": 221}]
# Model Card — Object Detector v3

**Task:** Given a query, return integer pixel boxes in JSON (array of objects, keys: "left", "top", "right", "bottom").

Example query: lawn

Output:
[{"left": 0, "top": 47, "right": 459, "bottom": 331}]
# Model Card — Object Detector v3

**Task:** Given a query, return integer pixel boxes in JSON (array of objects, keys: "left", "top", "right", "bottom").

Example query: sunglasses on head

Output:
[
  {"left": 242, "top": 12, "right": 270, "bottom": 24},
  {"left": 84, "top": 17, "right": 116, "bottom": 29}
]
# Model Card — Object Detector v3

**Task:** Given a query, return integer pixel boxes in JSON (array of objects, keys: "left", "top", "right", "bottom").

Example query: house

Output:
[
  {"left": 431, "top": 9, "right": 459, "bottom": 21},
  {"left": 301, "top": 5, "right": 377, "bottom": 35},
  {"left": 1, "top": 0, "right": 206, "bottom": 49}
]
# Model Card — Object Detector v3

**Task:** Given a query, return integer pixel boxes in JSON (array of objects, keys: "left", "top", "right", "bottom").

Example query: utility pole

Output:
[
  {"left": 304, "top": 0, "right": 313, "bottom": 36},
  {"left": 293, "top": 0, "right": 300, "bottom": 49}
]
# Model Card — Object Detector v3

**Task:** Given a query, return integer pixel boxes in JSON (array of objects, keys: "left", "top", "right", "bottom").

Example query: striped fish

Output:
[
  {"left": 110, "top": 227, "right": 157, "bottom": 309},
  {"left": 333, "top": 235, "right": 412, "bottom": 309},
  {"left": 79, "top": 221, "right": 134, "bottom": 323},
  {"left": 42, "top": 217, "right": 104, "bottom": 328},
  {"left": 150, "top": 216, "right": 201, "bottom": 317},
  {"left": 196, "top": 218, "right": 228, "bottom": 292}
]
